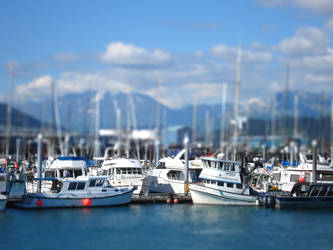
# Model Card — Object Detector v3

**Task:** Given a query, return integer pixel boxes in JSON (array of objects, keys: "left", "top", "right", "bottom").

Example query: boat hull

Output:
[
  {"left": 0, "top": 196, "right": 7, "bottom": 211},
  {"left": 276, "top": 196, "right": 333, "bottom": 208},
  {"left": 13, "top": 189, "right": 133, "bottom": 209},
  {"left": 189, "top": 184, "right": 258, "bottom": 205}
]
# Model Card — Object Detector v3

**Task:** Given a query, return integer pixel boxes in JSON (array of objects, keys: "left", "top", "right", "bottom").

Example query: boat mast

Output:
[
  {"left": 155, "top": 78, "right": 161, "bottom": 164},
  {"left": 233, "top": 44, "right": 242, "bottom": 160},
  {"left": 93, "top": 92, "right": 101, "bottom": 158},
  {"left": 129, "top": 93, "right": 140, "bottom": 160},
  {"left": 331, "top": 100, "right": 333, "bottom": 166},
  {"left": 220, "top": 84, "right": 227, "bottom": 153},
  {"left": 5, "top": 63, "right": 14, "bottom": 156},
  {"left": 293, "top": 94, "right": 299, "bottom": 138},
  {"left": 52, "top": 82, "right": 64, "bottom": 156},
  {"left": 192, "top": 93, "right": 198, "bottom": 146}
]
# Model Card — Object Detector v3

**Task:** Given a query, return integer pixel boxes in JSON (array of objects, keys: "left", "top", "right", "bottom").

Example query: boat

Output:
[
  {"left": 272, "top": 152, "right": 333, "bottom": 192},
  {"left": 98, "top": 158, "right": 146, "bottom": 195},
  {"left": 189, "top": 157, "right": 258, "bottom": 205},
  {"left": 0, "top": 172, "right": 10, "bottom": 211},
  {"left": 147, "top": 149, "right": 203, "bottom": 194},
  {"left": 13, "top": 176, "right": 134, "bottom": 208},
  {"left": 26, "top": 156, "right": 88, "bottom": 193},
  {"left": 275, "top": 182, "right": 333, "bottom": 208}
]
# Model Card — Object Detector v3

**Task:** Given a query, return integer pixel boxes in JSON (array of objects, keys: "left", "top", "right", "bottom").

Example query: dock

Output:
[{"left": 132, "top": 193, "right": 192, "bottom": 204}]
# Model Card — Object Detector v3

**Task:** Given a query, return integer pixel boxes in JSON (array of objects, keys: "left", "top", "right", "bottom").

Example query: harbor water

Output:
[{"left": 1, "top": 204, "right": 333, "bottom": 250}]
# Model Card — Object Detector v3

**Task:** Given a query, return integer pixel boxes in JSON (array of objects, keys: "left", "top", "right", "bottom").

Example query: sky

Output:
[{"left": 1, "top": 0, "right": 333, "bottom": 108}]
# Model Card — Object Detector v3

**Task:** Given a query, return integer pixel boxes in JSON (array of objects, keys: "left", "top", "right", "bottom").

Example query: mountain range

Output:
[{"left": 6, "top": 89, "right": 332, "bottom": 134}]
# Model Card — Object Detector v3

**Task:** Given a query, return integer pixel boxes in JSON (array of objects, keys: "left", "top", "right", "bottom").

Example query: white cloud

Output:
[
  {"left": 211, "top": 44, "right": 272, "bottom": 62},
  {"left": 100, "top": 42, "right": 172, "bottom": 66},
  {"left": 275, "top": 27, "right": 328, "bottom": 56},
  {"left": 16, "top": 75, "right": 53, "bottom": 101}
]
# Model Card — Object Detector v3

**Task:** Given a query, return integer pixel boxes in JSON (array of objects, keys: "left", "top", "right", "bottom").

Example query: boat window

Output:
[
  {"left": 95, "top": 179, "right": 104, "bottom": 187},
  {"left": 217, "top": 181, "right": 223, "bottom": 186},
  {"left": 224, "top": 163, "right": 230, "bottom": 171},
  {"left": 116, "top": 169, "right": 121, "bottom": 174},
  {"left": 167, "top": 170, "right": 185, "bottom": 181},
  {"left": 128, "top": 169, "right": 133, "bottom": 175},
  {"left": 89, "top": 180, "right": 96, "bottom": 187},
  {"left": 102, "top": 170, "right": 108, "bottom": 175},
  {"left": 230, "top": 164, "right": 235, "bottom": 172},
  {"left": 45, "top": 170, "right": 56, "bottom": 178},
  {"left": 290, "top": 174, "right": 300, "bottom": 182},
  {"left": 227, "top": 183, "right": 233, "bottom": 188},
  {"left": 68, "top": 182, "right": 77, "bottom": 190},
  {"left": 207, "top": 161, "right": 211, "bottom": 167},
  {"left": 217, "top": 162, "right": 222, "bottom": 169},
  {"left": 77, "top": 182, "right": 85, "bottom": 190},
  {"left": 157, "top": 162, "right": 166, "bottom": 169},
  {"left": 74, "top": 170, "right": 82, "bottom": 177},
  {"left": 211, "top": 161, "right": 216, "bottom": 168},
  {"left": 236, "top": 184, "right": 243, "bottom": 189},
  {"left": 211, "top": 181, "right": 216, "bottom": 185}
]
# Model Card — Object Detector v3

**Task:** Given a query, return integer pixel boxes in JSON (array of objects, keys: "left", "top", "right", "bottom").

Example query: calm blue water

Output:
[{"left": 1, "top": 204, "right": 333, "bottom": 250}]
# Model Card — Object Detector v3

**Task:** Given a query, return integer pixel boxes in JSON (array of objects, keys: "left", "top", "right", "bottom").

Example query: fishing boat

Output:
[
  {"left": 14, "top": 176, "right": 134, "bottom": 208},
  {"left": 275, "top": 182, "right": 333, "bottom": 208},
  {"left": 189, "top": 157, "right": 258, "bottom": 205}
]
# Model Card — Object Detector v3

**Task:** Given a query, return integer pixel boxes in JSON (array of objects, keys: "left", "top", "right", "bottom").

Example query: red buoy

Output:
[
  {"left": 82, "top": 198, "right": 91, "bottom": 207},
  {"left": 166, "top": 198, "right": 172, "bottom": 204},
  {"left": 173, "top": 198, "right": 179, "bottom": 204},
  {"left": 14, "top": 162, "right": 18, "bottom": 168},
  {"left": 298, "top": 176, "right": 305, "bottom": 183},
  {"left": 36, "top": 199, "right": 43, "bottom": 207}
]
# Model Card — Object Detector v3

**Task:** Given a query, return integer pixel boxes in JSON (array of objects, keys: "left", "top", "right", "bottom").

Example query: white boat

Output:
[
  {"left": 98, "top": 158, "right": 145, "bottom": 195},
  {"left": 26, "top": 156, "right": 88, "bottom": 193},
  {"left": 147, "top": 149, "right": 203, "bottom": 194},
  {"left": 189, "top": 157, "right": 258, "bottom": 205},
  {"left": 272, "top": 153, "right": 333, "bottom": 192},
  {"left": 14, "top": 176, "right": 134, "bottom": 208}
]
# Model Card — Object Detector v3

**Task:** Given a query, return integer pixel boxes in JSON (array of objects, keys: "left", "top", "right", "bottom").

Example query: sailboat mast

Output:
[
  {"left": 331, "top": 100, "right": 333, "bottom": 166},
  {"left": 293, "top": 94, "right": 299, "bottom": 138},
  {"left": 220, "top": 84, "right": 227, "bottom": 152},
  {"left": 192, "top": 94, "right": 198, "bottom": 146},
  {"left": 5, "top": 63, "right": 14, "bottom": 156},
  {"left": 233, "top": 45, "right": 242, "bottom": 160}
]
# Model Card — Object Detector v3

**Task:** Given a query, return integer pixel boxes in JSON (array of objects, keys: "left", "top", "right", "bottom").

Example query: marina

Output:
[{"left": 2, "top": 1, "right": 333, "bottom": 249}]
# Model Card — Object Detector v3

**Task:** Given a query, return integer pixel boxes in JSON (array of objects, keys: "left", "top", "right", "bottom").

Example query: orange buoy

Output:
[
  {"left": 298, "top": 176, "right": 305, "bottom": 183},
  {"left": 36, "top": 199, "right": 43, "bottom": 207},
  {"left": 82, "top": 198, "right": 91, "bottom": 207},
  {"left": 173, "top": 198, "right": 179, "bottom": 204},
  {"left": 166, "top": 198, "right": 172, "bottom": 204}
]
